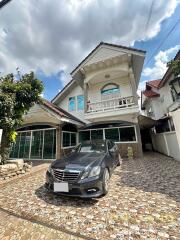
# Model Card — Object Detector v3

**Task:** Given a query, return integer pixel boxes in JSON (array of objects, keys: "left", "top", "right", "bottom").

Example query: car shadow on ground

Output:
[
  {"left": 35, "top": 185, "right": 98, "bottom": 207},
  {"left": 114, "top": 153, "right": 180, "bottom": 202}
]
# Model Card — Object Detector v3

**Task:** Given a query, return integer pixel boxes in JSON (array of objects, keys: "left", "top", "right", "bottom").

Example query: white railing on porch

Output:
[{"left": 86, "top": 96, "right": 135, "bottom": 113}]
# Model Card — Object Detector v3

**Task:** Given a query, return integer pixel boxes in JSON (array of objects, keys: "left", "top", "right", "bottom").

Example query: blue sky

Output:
[
  {"left": 37, "top": 3, "right": 180, "bottom": 100},
  {"left": 0, "top": 0, "right": 180, "bottom": 100}
]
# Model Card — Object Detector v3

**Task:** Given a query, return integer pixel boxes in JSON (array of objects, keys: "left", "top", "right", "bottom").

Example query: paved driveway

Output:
[{"left": 0, "top": 153, "right": 179, "bottom": 240}]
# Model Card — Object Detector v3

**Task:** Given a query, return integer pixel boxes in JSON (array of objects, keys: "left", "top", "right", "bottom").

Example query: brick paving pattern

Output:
[{"left": 0, "top": 152, "right": 179, "bottom": 239}]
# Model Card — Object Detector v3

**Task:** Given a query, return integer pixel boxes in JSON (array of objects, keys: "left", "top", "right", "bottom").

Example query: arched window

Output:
[{"left": 101, "top": 83, "right": 120, "bottom": 100}]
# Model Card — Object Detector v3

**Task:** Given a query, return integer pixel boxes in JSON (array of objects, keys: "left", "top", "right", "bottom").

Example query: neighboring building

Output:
[
  {"left": 10, "top": 42, "right": 146, "bottom": 160},
  {"left": 141, "top": 50, "right": 180, "bottom": 161}
]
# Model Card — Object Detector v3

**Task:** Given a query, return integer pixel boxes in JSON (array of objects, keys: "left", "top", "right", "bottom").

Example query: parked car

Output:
[{"left": 45, "top": 140, "right": 121, "bottom": 198}]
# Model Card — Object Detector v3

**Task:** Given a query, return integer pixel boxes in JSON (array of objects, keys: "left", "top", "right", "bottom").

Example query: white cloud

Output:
[
  {"left": 143, "top": 45, "right": 180, "bottom": 79},
  {"left": 0, "top": 0, "right": 179, "bottom": 86}
]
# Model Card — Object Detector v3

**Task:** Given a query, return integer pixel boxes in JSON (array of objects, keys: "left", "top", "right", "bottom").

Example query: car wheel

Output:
[{"left": 102, "top": 168, "right": 110, "bottom": 195}]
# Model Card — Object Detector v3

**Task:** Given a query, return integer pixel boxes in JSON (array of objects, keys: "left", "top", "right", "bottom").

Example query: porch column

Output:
[
  {"left": 129, "top": 68, "right": 138, "bottom": 105},
  {"left": 84, "top": 83, "right": 88, "bottom": 113},
  {"left": 56, "top": 125, "right": 61, "bottom": 159},
  {"left": 135, "top": 123, "right": 143, "bottom": 158}
]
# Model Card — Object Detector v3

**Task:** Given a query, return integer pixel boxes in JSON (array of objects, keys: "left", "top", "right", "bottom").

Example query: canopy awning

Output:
[{"left": 138, "top": 115, "right": 157, "bottom": 129}]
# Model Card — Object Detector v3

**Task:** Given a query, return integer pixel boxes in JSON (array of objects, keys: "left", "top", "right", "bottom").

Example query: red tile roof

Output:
[
  {"left": 142, "top": 90, "right": 160, "bottom": 98},
  {"left": 43, "top": 100, "right": 85, "bottom": 125},
  {"left": 146, "top": 79, "right": 161, "bottom": 89}
]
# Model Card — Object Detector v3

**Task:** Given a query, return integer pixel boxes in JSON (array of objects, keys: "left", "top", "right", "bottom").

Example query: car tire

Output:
[{"left": 102, "top": 168, "right": 110, "bottom": 195}]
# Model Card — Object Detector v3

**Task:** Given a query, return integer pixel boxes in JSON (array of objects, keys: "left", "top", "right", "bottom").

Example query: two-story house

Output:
[
  {"left": 141, "top": 50, "right": 180, "bottom": 161},
  {"left": 10, "top": 42, "right": 146, "bottom": 161}
]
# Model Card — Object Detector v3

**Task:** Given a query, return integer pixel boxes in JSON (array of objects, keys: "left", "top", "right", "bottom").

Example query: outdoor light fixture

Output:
[{"left": 170, "top": 75, "right": 180, "bottom": 96}]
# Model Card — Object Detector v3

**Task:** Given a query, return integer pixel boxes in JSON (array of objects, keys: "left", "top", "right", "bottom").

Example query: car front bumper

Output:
[{"left": 45, "top": 171, "right": 104, "bottom": 198}]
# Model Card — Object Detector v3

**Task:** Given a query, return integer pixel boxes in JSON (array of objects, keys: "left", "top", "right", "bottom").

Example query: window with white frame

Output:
[
  {"left": 77, "top": 95, "right": 84, "bottom": 110},
  {"left": 62, "top": 131, "right": 77, "bottom": 148},
  {"left": 69, "top": 97, "right": 76, "bottom": 111}
]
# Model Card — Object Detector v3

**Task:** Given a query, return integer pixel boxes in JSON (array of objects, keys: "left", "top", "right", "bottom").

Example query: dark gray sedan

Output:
[{"left": 45, "top": 140, "right": 121, "bottom": 198}]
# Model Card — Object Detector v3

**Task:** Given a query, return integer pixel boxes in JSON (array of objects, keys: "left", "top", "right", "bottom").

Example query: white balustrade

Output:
[{"left": 87, "top": 96, "right": 135, "bottom": 113}]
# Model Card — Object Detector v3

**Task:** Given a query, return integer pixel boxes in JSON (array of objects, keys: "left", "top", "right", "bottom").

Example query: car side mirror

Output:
[{"left": 109, "top": 148, "right": 115, "bottom": 154}]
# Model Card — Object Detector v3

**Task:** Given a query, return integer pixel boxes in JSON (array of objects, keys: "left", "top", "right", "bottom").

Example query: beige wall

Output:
[
  {"left": 171, "top": 108, "right": 180, "bottom": 157},
  {"left": 57, "top": 84, "right": 86, "bottom": 122},
  {"left": 151, "top": 131, "right": 180, "bottom": 161},
  {"left": 87, "top": 76, "right": 132, "bottom": 103}
]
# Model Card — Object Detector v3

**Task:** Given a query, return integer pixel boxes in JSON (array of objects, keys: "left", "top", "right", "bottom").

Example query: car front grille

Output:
[{"left": 53, "top": 169, "right": 80, "bottom": 183}]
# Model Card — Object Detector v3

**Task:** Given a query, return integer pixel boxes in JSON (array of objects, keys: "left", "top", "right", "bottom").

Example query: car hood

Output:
[{"left": 51, "top": 152, "right": 106, "bottom": 171}]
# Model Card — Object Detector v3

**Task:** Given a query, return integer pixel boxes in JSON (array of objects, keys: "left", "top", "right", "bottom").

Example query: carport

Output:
[{"left": 138, "top": 115, "right": 157, "bottom": 152}]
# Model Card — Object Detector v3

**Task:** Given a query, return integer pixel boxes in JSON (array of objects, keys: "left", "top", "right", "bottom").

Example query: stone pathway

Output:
[
  {"left": 0, "top": 152, "right": 179, "bottom": 239},
  {"left": 0, "top": 208, "right": 81, "bottom": 240}
]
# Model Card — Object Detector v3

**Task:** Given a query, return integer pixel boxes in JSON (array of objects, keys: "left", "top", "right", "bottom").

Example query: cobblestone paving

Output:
[
  {"left": 0, "top": 153, "right": 180, "bottom": 240},
  {"left": 0, "top": 210, "right": 81, "bottom": 240}
]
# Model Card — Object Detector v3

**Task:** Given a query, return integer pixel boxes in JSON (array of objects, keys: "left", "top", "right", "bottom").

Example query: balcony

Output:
[{"left": 85, "top": 96, "right": 139, "bottom": 121}]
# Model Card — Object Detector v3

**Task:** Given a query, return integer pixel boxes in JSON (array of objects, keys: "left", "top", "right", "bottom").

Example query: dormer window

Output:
[{"left": 101, "top": 83, "right": 120, "bottom": 100}]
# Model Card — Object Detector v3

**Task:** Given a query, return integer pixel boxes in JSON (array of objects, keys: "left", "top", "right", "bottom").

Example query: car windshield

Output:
[{"left": 77, "top": 141, "right": 106, "bottom": 153}]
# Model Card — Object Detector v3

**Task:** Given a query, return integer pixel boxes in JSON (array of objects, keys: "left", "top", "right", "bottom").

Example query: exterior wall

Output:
[
  {"left": 151, "top": 98, "right": 164, "bottom": 120},
  {"left": 57, "top": 84, "right": 86, "bottom": 122},
  {"left": 158, "top": 80, "right": 174, "bottom": 115},
  {"left": 116, "top": 143, "right": 141, "bottom": 158},
  {"left": 83, "top": 46, "right": 124, "bottom": 66},
  {"left": 87, "top": 76, "right": 132, "bottom": 103},
  {"left": 171, "top": 108, "right": 180, "bottom": 154},
  {"left": 143, "top": 78, "right": 174, "bottom": 120},
  {"left": 151, "top": 131, "right": 180, "bottom": 161}
]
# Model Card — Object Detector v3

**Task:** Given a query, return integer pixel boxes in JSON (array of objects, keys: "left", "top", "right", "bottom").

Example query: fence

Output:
[{"left": 151, "top": 131, "right": 180, "bottom": 161}]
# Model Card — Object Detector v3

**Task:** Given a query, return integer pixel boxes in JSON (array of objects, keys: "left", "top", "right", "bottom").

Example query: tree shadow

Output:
[
  {"left": 35, "top": 185, "right": 98, "bottom": 208},
  {"left": 115, "top": 152, "right": 180, "bottom": 202}
]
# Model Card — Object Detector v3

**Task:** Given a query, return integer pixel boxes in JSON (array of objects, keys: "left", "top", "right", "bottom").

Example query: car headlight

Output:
[{"left": 89, "top": 166, "right": 101, "bottom": 178}]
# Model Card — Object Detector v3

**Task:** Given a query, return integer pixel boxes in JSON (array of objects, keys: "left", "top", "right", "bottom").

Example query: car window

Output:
[{"left": 78, "top": 141, "right": 106, "bottom": 153}]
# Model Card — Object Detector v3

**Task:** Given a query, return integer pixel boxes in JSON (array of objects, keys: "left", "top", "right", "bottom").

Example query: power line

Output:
[
  {"left": 144, "top": 0, "right": 155, "bottom": 39},
  {"left": 0, "top": 0, "right": 12, "bottom": 9},
  {"left": 145, "top": 18, "right": 180, "bottom": 66}
]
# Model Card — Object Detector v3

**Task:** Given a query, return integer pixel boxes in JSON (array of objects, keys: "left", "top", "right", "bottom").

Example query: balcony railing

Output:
[{"left": 86, "top": 96, "right": 135, "bottom": 113}]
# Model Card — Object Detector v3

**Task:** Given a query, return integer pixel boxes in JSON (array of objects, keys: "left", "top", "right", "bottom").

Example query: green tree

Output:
[
  {"left": 0, "top": 72, "right": 43, "bottom": 164},
  {"left": 167, "top": 59, "right": 180, "bottom": 76}
]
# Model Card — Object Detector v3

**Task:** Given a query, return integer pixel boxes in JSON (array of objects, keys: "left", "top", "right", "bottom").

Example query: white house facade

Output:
[
  {"left": 141, "top": 50, "right": 180, "bottom": 161},
  {"left": 10, "top": 42, "right": 146, "bottom": 160}
]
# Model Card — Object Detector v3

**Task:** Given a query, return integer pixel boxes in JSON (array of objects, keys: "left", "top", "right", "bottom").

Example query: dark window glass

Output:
[
  {"left": 71, "top": 133, "right": 76, "bottom": 146},
  {"left": 91, "top": 130, "right": 103, "bottom": 140},
  {"left": 119, "top": 127, "right": 136, "bottom": 142},
  {"left": 19, "top": 132, "right": 31, "bottom": 158},
  {"left": 105, "top": 128, "right": 119, "bottom": 142},
  {"left": 43, "top": 129, "right": 56, "bottom": 159},
  {"left": 62, "top": 132, "right": 76, "bottom": 147},
  {"left": 63, "top": 132, "right": 70, "bottom": 147},
  {"left": 10, "top": 134, "right": 21, "bottom": 158},
  {"left": 30, "top": 131, "right": 43, "bottom": 159},
  {"left": 79, "top": 131, "right": 90, "bottom": 142}
]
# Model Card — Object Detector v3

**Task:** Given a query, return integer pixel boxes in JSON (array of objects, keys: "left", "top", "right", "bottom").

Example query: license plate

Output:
[{"left": 54, "top": 182, "right": 69, "bottom": 192}]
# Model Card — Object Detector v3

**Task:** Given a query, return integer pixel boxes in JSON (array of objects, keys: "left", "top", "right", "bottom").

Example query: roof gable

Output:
[
  {"left": 71, "top": 42, "right": 146, "bottom": 75},
  {"left": 83, "top": 45, "right": 126, "bottom": 66}
]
